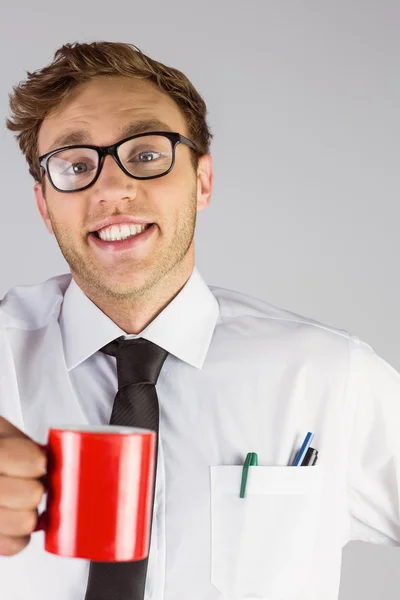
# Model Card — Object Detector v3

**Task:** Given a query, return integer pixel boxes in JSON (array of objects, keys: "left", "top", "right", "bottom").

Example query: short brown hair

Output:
[{"left": 5, "top": 41, "right": 213, "bottom": 183}]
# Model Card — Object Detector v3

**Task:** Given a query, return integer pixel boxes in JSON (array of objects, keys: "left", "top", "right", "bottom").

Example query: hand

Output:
[{"left": 0, "top": 417, "right": 46, "bottom": 556}]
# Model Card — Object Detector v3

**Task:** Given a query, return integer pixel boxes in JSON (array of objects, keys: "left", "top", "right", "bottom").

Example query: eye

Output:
[
  {"left": 130, "top": 150, "right": 165, "bottom": 163},
  {"left": 72, "top": 162, "right": 89, "bottom": 173},
  {"left": 60, "top": 161, "right": 96, "bottom": 176}
]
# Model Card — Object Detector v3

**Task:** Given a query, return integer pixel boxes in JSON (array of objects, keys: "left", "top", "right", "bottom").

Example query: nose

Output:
[{"left": 93, "top": 154, "right": 138, "bottom": 201}]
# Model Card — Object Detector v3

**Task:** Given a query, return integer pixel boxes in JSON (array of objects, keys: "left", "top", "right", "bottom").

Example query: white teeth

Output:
[{"left": 98, "top": 223, "right": 147, "bottom": 241}]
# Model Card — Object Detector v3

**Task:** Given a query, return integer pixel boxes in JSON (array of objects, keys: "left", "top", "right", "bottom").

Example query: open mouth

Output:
[
  {"left": 88, "top": 223, "right": 156, "bottom": 253},
  {"left": 91, "top": 223, "right": 154, "bottom": 241}
]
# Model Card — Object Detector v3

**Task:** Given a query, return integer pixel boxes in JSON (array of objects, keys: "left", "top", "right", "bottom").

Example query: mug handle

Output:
[{"left": 33, "top": 443, "right": 49, "bottom": 533}]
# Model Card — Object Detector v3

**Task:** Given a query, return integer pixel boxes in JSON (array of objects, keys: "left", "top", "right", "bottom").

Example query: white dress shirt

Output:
[{"left": 0, "top": 266, "right": 399, "bottom": 600}]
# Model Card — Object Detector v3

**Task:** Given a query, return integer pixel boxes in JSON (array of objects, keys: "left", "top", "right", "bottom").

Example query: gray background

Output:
[{"left": 1, "top": 1, "right": 399, "bottom": 597}]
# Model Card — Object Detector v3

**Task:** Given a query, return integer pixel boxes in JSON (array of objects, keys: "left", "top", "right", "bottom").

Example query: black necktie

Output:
[{"left": 85, "top": 336, "right": 168, "bottom": 600}]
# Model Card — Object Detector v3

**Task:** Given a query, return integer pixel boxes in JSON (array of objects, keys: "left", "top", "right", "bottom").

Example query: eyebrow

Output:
[{"left": 46, "top": 118, "right": 174, "bottom": 152}]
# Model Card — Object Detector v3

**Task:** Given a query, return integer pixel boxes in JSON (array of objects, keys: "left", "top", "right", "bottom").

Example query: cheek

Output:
[
  {"left": 153, "top": 168, "right": 195, "bottom": 208},
  {"left": 46, "top": 199, "right": 85, "bottom": 237},
  {"left": 147, "top": 180, "right": 183, "bottom": 216}
]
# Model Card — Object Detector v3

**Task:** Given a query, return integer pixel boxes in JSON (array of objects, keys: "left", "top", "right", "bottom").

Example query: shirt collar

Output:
[{"left": 59, "top": 267, "right": 219, "bottom": 371}]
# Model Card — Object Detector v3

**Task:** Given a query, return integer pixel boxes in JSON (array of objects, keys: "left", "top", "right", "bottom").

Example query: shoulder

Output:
[
  {"left": 209, "top": 284, "right": 356, "bottom": 360},
  {"left": 0, "top": 273, "right": 72, "bottom": 330},
  {"left": 211, "top": 284, "right": 350, "bottom": 336}
]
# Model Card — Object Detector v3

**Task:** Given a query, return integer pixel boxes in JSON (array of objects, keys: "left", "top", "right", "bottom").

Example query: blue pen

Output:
[{"left": 292, "top": 431, "right": 314, "bottom": 466}]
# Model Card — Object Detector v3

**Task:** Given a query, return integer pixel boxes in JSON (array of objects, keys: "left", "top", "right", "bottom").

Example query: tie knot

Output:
[{"left": 100, "top": 337, "right": 168, "bottom": 388}]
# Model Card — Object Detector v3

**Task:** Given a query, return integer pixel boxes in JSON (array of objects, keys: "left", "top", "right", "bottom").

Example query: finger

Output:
[
  {"left": 0, "top": 475, "right": 45, "bottom": 510},
  {"left": 0, "top": 506, "right": 37, "bottom": 537},
  {"left": 0, "top": 416, "right": 30, "bottom": 440},
  {"left": 0, "top": 437, "right": 47, "bottom": 478},
  {"left": 0, "top": 532, "right": 30, "bottom": 557}
]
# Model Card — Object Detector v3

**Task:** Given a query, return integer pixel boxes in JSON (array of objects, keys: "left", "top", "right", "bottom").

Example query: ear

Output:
[
  {"left": 34, "top": 181, "right": 54, "bottom": 235},
  {"left": 196, "top": 154, "right": 213, "bottom": 212}
]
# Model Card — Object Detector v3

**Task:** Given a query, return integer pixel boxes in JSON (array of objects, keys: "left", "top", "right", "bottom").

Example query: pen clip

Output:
[{"left": 240, "top": 452, "right": 258, "bottom": 498}]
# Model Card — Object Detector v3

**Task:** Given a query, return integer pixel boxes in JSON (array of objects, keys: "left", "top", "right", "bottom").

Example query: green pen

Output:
[{"left": 240, "top": 451, "right": 258, "bottom": 498}]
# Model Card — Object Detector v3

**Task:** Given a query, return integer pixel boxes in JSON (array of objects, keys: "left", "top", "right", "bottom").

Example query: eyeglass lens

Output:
[{"left": 48, "top": 134, "right": 173, "bottom": 191}]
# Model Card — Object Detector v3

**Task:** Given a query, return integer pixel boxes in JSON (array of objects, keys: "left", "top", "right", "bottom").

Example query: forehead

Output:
[{"left": 38, "top": 76, "right": 188, "bottom": 155}]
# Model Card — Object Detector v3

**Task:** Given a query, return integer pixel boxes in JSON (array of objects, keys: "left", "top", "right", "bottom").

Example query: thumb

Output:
[{"left": 0, "top": 415, "right": 31, "bottom": 439}]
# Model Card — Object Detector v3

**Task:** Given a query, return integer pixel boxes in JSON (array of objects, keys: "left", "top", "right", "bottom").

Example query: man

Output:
[{"left": 0, "top": 40, "right": 399, "bottom": 600}]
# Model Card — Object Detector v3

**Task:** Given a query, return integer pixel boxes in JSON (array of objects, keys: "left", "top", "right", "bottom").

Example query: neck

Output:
[{"left": 73, "top": 259, "right": 194, "bottom": 334}]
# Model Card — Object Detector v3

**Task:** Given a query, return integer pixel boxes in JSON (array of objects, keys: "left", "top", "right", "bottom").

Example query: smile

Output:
[{"left": 89, "top": 223, "right": 156, "bottom": 253}]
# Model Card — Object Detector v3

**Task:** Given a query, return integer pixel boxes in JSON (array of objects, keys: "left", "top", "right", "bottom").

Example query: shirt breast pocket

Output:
[{"left": 209, "top": 464, "right": 324, "bottom": 599}]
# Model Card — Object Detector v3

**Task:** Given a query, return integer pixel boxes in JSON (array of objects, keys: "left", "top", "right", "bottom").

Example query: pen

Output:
[
  {"left": 240, "top": 452, "right": 258, "bottom": 498},
  {"left": 301, "top": 447, "right": 318, "bottom": 466},
  {"left": 292, "top": 431, "right": 314, "bottom": 466}
]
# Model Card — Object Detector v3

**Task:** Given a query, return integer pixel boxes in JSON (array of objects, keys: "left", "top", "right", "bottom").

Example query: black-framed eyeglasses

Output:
[{"left": 38, "top": 131, "right": 198, "bottom": 193}]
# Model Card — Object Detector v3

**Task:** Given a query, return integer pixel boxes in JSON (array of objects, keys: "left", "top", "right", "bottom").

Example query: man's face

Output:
[{"left": 34, "top": 76, "right": 212, "bottom": 302}]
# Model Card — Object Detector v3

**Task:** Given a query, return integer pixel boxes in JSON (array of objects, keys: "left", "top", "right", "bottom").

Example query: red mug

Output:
[{"left": 34, "top": 425, "right": 157, "bottom": 562}]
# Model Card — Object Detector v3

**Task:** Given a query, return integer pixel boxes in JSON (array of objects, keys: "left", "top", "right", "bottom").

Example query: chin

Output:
[{"left": 103, "top": 275, "right": 149, "bottom": 296}]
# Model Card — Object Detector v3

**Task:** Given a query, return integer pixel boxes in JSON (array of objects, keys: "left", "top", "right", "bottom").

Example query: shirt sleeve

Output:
[
  {"left": 347, "top": 335, "right": 400, "bottom": 546},
  {"left": 0, "top": 326, "right": 25, "bottom": 430}
]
